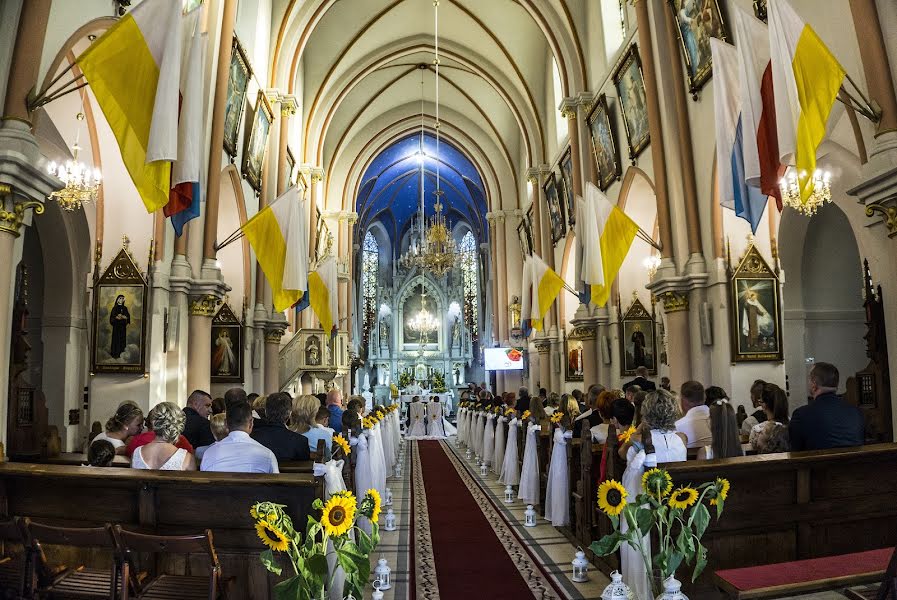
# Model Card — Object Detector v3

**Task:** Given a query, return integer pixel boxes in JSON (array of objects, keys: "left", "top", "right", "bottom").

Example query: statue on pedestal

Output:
[
  {"left": 451, "top": 319, "right": 461, "bottom": 347},
  {"left": 379, "top": 318, "right": 390, "bottom": 349}
]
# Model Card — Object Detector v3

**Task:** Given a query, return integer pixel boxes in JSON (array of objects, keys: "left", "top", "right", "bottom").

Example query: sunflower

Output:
[
  {"left": 597, "top": 480, "right": 628, "bottom": 516},
  {"left": 321, "top": 494, "right": 357, "bottom": 538},
  {"left": 363, "top": 488, "right": 382, "bottom": 522},
  {"left": 641, "top": 468, "right": 673, "bottom": 499},
  {"left": 710, "top": 478, "right": 730, "bottom": 506},
  {"left": 617, "top": 425, "right": 636, "bottom": 445},
  {"left": 256, "top": 520, "right": 289, "bottom": 552},
  {"left": 494, "top": 406, "right": 503, "bottom": 415},
  {"left": 521, "top": 410, "right": 531, "bottom": 421},
  {"left": 333, "top": 434, "right": 351, "bottom": 456},
  {"left": 249, "top": 507, "right": 259, "bottom": 520},
  {"left": 266, "top": 512, "right": 278, "bottom": 524},
  {"left": 505, "top": 408, "right": 516, "bottom": 417},
  {"left": 550, "top": 412, "right": 563, "bottom": 424},
  {"left": 668, "top": 486, "right": 699, "bottom": 510}
]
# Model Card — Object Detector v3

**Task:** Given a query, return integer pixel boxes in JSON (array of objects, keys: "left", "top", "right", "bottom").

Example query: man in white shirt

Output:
[
  {"left": 675, "top": 381, "right": 712, "bottom": 449},
  {"left": 200, "top": 400, "right": 279, "bottom": 473}
]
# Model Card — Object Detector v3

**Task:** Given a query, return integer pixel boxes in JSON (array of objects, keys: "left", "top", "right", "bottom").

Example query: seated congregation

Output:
[
  {"left": 456, "top": 361, "right": 896, "bottom": 599},
  {"left": 0, "top": 389, "right": 402, "bottom": 599}
]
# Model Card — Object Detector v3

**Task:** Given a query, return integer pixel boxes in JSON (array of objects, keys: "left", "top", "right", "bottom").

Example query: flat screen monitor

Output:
[{"left": 484, "top": 347, "right": 524, "bottom": 371}]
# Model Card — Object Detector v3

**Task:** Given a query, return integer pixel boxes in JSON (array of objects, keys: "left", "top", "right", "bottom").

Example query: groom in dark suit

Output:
[{"left": 789, "top": 363, "right": 864, "bottom": 451}]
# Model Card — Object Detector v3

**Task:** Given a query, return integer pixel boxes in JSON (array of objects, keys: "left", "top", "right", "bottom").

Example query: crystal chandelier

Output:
[
  {"left": 397, "top": 0, "right": 457, "bottom": 278},
  {"left": 779, "top": 166, "right": 832, "bottom": 216},
  {"left": 47, "top": 112, "right": 101, "bottom": 211},
  {"left": 406, "top": 290, "right": 438, "bottom": 346}
]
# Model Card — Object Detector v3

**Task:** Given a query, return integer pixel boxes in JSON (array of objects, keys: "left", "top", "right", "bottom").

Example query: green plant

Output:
[
  {"left": 252, "top": 489, "right": 381, "bottom": 599},
  {"left": 431, "top": 371, "right": 447, "bottom": 392},
  {"left": 398, "top": 370, "right": 413, "bottom": 388},
  {"left": 591, "top": 469, "right": 729, "bottom": 596}
]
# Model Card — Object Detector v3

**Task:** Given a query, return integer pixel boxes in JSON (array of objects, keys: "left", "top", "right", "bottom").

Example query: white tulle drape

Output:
[
  {"left": 544, "top": 427, "right": 571, "bottom": 526},
  {"left": 499, "top": 417, "right": 520, "bottom": 485},
  {"left": 517, "top": 422, "right": 541, "bottom": 505}
]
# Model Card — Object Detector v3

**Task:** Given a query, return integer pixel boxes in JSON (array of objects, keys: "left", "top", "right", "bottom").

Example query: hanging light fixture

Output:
[
  {"left": 47, "top": 111, "right": 102, "bottom": 211},
  {"left": 406, "top": 289, "right": 439, "bottom": 344},
  {"left": 779, "top": 166, "right": 832, "bottom": 216},
  {"left": 397, "top": 0, "right": 457, "bottom": 277}
]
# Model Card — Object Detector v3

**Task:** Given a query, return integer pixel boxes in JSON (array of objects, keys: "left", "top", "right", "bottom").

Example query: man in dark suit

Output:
[
  {"left": 622, "top": 366, "right": 657, "bottom": 392},
  {"left": 182, "top": 389, "right": 215, "bottom": 449},
  {"left": 789, "top": 362, "right": 864, "bottom": 451},
  {"left": 516, "top": 387, "right": 531, "bottom": 413},
  {"left": 250, "top": 392, "right": 311, "bottom": 461}
]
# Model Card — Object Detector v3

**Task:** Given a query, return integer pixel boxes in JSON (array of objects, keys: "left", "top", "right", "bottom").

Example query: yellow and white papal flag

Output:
[
  {"left": 309, "top": 255, "right": 338, "bottom": 336},
  {"left": 529, "top": 254, "right": 565, "bottom": 332}
]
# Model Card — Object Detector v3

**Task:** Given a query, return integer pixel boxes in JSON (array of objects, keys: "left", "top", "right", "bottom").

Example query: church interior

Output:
[{"left": 1, "top": 0, "right": 897, "bottom": 598}]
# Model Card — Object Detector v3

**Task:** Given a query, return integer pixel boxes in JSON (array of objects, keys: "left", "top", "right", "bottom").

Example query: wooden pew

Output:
[
  {"left": 0, "top": 462, "right": 323, "bottom": 599},
  {"left": 661, "top": 444, "right": 897, "bottom": 596},
  {"left": 537, "top": 425, "right": 550, "bottom": 510}
]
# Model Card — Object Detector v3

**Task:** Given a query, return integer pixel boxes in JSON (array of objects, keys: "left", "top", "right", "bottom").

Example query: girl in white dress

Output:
[
  {"left": 474, "top": 411, "right": 485, "bottom": 458},
  {"left": 369, "top": 422, "right": 388, "bottom": 500},
  {"left": 132, "top": 402, "right": 195, "bottom": 471},
  {"left": 518, "top": 398, "right": 547, "bottom": 503},
  {"left": 619, "top": 390, "right": 688, "bottom": 600},
  {"left": 492, "top": 412, "right": 507, "bottom": 475},
  {"left": 482, "top": 411, "right": 496, "bottom": 467},
  {"left": 353, "top": 432, "right": 374, "bottom": 534},
  {"left": 545, "top": 397, "right": 579, "bottom": 526}
]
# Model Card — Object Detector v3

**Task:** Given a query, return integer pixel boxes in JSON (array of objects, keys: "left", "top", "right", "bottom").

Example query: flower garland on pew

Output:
[
  {"left": 251, "top": 489, "right": 382, "bottom": 600},
  {"left": 591, "top": 469, "right": 731, "bottom": 596}
]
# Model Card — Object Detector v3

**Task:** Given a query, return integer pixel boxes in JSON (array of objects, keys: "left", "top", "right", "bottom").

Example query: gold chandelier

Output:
[
  {"left": 779, "top": 166, "right": 832, "bottom": 216},
  {"left": 397, "top": 0, "right": 457, "bottom": 278},
  {"left": 46, "top": 112, "right": 101, "bottom": 211}
]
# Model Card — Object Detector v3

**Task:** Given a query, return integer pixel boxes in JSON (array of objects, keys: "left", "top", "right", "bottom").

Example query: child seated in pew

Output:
[
  {"left": 702, "top": 387, "right": 744, "bottom": 460},
  {"left": 315, "top": 407, "right": 335, "bottom": 437},
  {"left": 86, "top": 439, "right": 116, "bottom": 467}
]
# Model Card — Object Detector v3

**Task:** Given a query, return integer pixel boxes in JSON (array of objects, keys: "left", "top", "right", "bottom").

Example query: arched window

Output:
[
  {"left": 460, "top": 231, "right": 479, "bottom": 342},
  {"left": 361, "top": 232, "right": 379, "bottom": 344},
  {"left": 601, "top": 0, "right": 627, "bottom": 61}
]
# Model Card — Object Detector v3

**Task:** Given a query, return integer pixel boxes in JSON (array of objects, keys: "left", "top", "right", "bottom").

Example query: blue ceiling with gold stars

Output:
[{"left": 356, "top": 133, "right": 488, "bottom": 256}]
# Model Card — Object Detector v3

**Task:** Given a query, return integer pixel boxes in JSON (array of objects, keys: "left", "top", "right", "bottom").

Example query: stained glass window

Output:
[
  {"left": 460, "top": 231, "right": 479, "bottom": 342},
  {"left": 362, "top": 232, "right": 378, "bottom": 345}
]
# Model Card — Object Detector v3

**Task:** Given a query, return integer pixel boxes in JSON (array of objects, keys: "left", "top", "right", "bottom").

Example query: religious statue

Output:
[
  {"left": 378, "top": 363, "right": 390, "bottom": 386},
  {"left": 509, "top": 295, "right": 522, "bottom": 330},
  {"left": 305, "top": 336, "right": 320, "bottom": 365},
  {"left": 380, "top": 318, "right": 390, "bottom": 347},
  {"left": 451, "top": 319, "right": 461, "bottom": 346}
]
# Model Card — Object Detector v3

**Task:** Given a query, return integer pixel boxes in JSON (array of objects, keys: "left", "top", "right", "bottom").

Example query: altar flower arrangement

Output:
[
  {"left": 398, "top": 370, "right": 413, "bottom": 389},
  {"left": 332, "top": 434, "right": 351, "bottom": 457},
  {"left": 251, "top": 489, "right": 381, "bottom": 600},
  {"left": 590, "top": 469, "right": 730, "bottom": 596},
  {"left": 431, "top": 371, "right": 447, "bottom": 393}
]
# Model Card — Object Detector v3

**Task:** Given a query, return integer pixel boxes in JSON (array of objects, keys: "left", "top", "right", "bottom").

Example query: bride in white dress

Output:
[
  {"left": 619, "top": 390, "right": 688, "bottom": 600},
  {"left": 406, "top": 399, "right": 428, "bottom": 437},
  {"left": 131, "top": 402, "right": 195, "bottom": 471}
]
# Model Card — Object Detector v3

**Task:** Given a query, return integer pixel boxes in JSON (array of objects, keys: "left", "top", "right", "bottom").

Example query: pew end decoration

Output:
[
  {"left": 251, "top": 491, "right": 381, "bottom": 600},
  {"left": 590, "top": 470, "right": 730, "bottom": 596}
]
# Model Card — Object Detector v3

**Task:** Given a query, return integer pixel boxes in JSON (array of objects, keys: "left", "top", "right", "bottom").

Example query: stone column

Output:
[
  {"left": 550, "top": 337, "right": 564, "bottom": 394},
  {"left": 659, "top": 291, "right": 691, "bottom": 390},
  {"left": 494, "top": 211, "right": 508, "bottom": 342},
  {"left": 186, "top": 294, "right": 219, "bottom": 394},
  {"left": 486, "top": 214, "right": 500, "bottom": 344},
  {"left": 632, "top": 0, "right": 674, "bottom": 262},
  {"left": 570, "top": 306, "right": 599, "bottom": 389},
  {"left": 535, "top": 339, "right": 552, "bottom": 393},
  {"left": 849, "top": 0, "right": 897, "bottom": 136},
  {"left": 561, "top": 98, "right": 584, "bottom": 198},
  {"left": 2, "top": 0, "right": 51, "bottom": 121},
  {"left": 264, "top": 325, "right": 286, "bottom": 393}
]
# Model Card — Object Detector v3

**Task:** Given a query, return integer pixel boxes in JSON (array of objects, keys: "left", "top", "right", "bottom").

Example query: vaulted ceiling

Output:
[{"left": 268, "top": 0, "right": 589, "bottom": 216}]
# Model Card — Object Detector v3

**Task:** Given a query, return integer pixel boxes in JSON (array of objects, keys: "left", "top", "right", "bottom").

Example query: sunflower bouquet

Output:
[
  {"left": 251, "top": 489, "right": 382, "bottom": 600},
  {"left": 332, "top": 434, "right": 351, "bottom": 457},
  {"left": 504, "top": 407, "right": 516, "bottom": 418},
  {"left": 549, "top": 411, "right": 563, "bottom": 425},
  {"left": 521, "top": 410, "right": 532, "bottom": 421},
  {"left": 591, "top": 469, "right": 729, "bottom": 595}
]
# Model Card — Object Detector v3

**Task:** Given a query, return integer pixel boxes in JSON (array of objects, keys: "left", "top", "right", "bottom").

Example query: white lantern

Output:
[
  {"left": 384, "top": 508, "right": 397, "bottom": 531},
  {"left": 503, "top": 485, "right": 515, "bottom": 504},
  {"left": 480, "top": 462, "right": 488, "bottom": 476},
  {"left": 465, "top": 448, "right": 473, "bottom": 460},
  {"left": 371, "top": 580, "right": 384, "bottom": 600},
  {"left": 373, "top": 558, "right": 392, "bottom": 590},
  {"left": 524, "top": 505, "right": 537, "bottom": 528},
  {"left": 395, "top": 461, "right": 403, "bottom": 477},
  {"left": 601, "top": 570, "right": 635, "bottom": 599},
  {"left": 656, "top": 573, "right": 689, "bottom": 600},
  {"left": 384, "top": 488, "right": 393, "bottom": 506},
  {"left": 572, "top": 548, "right": 589, "bottom": 583}
]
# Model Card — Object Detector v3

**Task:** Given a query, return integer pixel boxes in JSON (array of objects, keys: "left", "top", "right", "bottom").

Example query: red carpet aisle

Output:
[{"left": 411, "top": 440, "right": 565, "bottom": 599}]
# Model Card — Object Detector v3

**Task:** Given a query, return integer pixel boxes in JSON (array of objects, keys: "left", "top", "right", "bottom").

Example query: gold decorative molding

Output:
[
  {"left": 534, "top": 340, "right": 552, "bottom": 354},
  {"left": 0, "top": 195, "right": 44, "bottom": 237},
  {"left": 310, "top": 168, "right": 325, "bottom": 184},
  {"left": 660, "top": 291, "right": 689, "bottom": 313},
  {"left": 264, "top": 328, "right": 286, "bottom": 344},
  {"left": 189, "top": 294, "right": 220, "bottom": 317},
  {"left": 568, "top": 324, "right": 597, "bottom": 340},
  {"left": 280, "top": 94, "right": 299, "bottom": 117},
  {"left": 865, "top": 201, "right": 897, "bottom": 238}
]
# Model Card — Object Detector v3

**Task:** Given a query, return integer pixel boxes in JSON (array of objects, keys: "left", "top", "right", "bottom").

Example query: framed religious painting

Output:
[
  {"left": 565, "top": 337, "right": 584, "bottom": 382},
  {"left": 612, "top": 44, "right": 651, "bottom": 161},
  {"left": 587, "top": 93, "right": 621, "bottom": 190},
  {"left": 543, "top": 172, "right": 566, "bottom": 246},
  {"left": 619, "top": 295, "right": 657, "bottom": 376},
  {"left": 223, "top": 35, "right": 251, "bottom": 158},
  {"left": 91, "top": 242, "right": 148, "bottom": 374},
  {"left": 211, "top": 302, "right": 243, "bottom": 383},
  {"left": 242, "top": 91, "right": 274, "bottom": 193},
  {"left": 559, "top": 149, "right": 576, "bottom": 228},
  {"left": 517, "top": 219, "right": 532, "bottom": 256},
  {"left": 284, "top": 147, "right": 296, "bottom": 192},
  {"left": 315, "top": 208, "right": 331, "bottom": 260},
  {"left": 668, "top": 0, "right": 729, "bottom": 99},
  {"left": 729, "top": 243, "right": 783, "bottom": 362}
]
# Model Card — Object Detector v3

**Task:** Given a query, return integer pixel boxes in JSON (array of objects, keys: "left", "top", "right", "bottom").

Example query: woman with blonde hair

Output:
[
  {"left": 290, "top": 395, "right": 332, "bottom": 454},
  {"left": 132, "top": 402, "right": 195, "bottom": 470},
  {"left": 93, "top": 402, "right": 144, "bottom": 455}
]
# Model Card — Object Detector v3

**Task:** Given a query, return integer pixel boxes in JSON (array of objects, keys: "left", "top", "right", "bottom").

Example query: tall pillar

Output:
[
  {"left": 849, "top": 0, "right": 897, "bottom": 136},
  {"left": 494, "top": 211, "right": 508, "bottom": 342},
  {"left": 632, "top": 0, "right": 674, "bottom": 261},
  {"left": 264, "top": 326, "right": 286, "bottom": 393},
  {"left": 550, "top": 337, "right": 564, "bottom": 394},
  {"left": 659, "top": 292, "right": 691, "bottom": 390},
  {"left": 535, "top": 339, "right": 552, "bottom": 393},
  {"left": 186, "top": 295, "right": 218, "bottom": 393},
  {"left": 2, "top": 0, "right": 51, "bottom": 121},
  {"left": 486, "top": 214, "right": 500, "bottom": 344},
  {"left": 561, "top": 98, "right": 584, "bottom": 198},
  {"left": 570, "top": 307, "right": 599, "bottom": 389}
]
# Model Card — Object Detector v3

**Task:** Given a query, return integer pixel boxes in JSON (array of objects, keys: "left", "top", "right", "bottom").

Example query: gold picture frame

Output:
[
  {"left": 729, "top": 243, "right": 783, "bottom": 362},
  {"left": 241, "top": 91, "right": 274, "bottom": 194},
  {"left": 587, "top": 93, "right": 622, "bottom": 191},
  {"left": 612, "top": 43, "right": 651, "bottom": 162},
  {"left": 211, "top": 302, "right": 243, "bottom": 383},
  {"left": 619, "top": 296, "right": 657, "bottom": 376},
  {"left": 543, "top": 172, "right": 566, "bottom": 246},
  {"left": 668, "top": 0, "right": 729, "bottom": 100},
  {"left": 223, "top": 35, "right": 251, "bottom": 158}
]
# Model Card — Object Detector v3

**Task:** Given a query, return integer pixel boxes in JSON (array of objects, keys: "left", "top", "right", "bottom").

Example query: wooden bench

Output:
[
  {"left": 713, "top": 546, "right": 895, "bottom": 599},
  {"left": 0, "top": 462, "right": 323, "bottom": 599}
]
